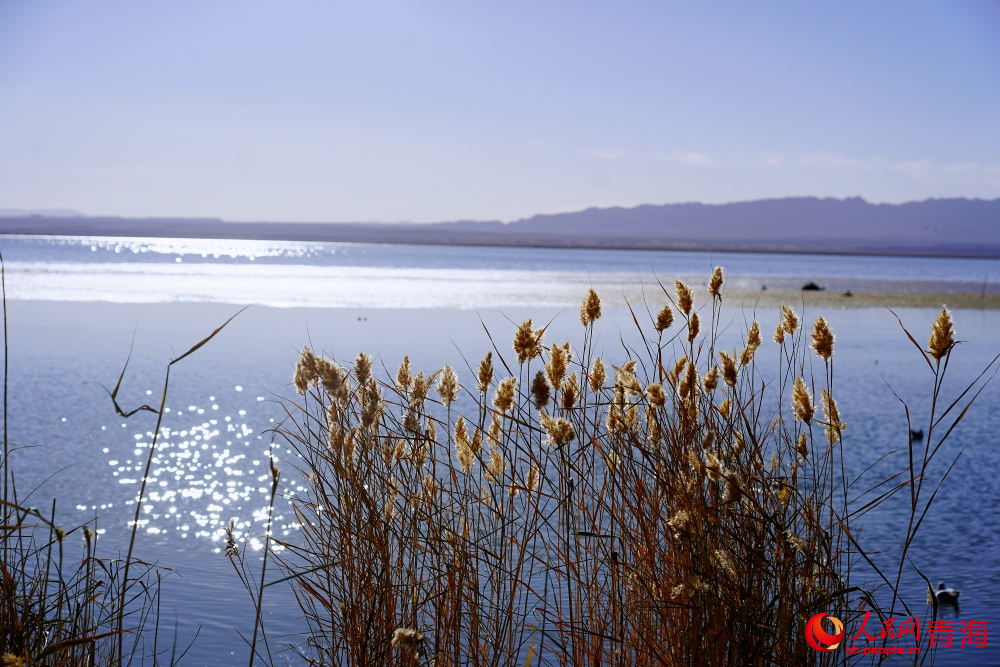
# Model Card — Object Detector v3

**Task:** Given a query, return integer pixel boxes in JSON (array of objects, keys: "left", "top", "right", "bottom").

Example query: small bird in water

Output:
[
  {"left": 910, "top": 429, "right": 924, "bottom": 441},
  {"left": 936, "top": 582, "right": 960, "bottom": 604}
]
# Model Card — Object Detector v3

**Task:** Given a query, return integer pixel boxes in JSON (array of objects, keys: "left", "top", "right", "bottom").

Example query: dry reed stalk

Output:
[{"left": 261, "top": 277, "right": 991, "bottom": 667}]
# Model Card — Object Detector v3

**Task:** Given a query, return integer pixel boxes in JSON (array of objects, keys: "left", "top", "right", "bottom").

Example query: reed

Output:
[
  {"left": 261, "top": 271, "right": 993, "bottom": 666},
  {"left": 0, "top": 252, "right": 173, "bottom": 666}
]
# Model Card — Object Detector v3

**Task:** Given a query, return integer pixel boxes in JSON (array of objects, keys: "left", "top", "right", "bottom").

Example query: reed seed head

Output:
[
  {"left": 791, "top": 376, "right": 814, "bottom": 424},
  {"left": 341, "top": 429, "right": 356, "bottom": 465},
  {"left": 317, "top": 358, "right": 349, "bottom": 401},
  {"left": 731, "top": 431, "right": 744, "bottom": 458},
  {"left": 810, "top": 316, "right": 835, "bottom": 361},
  {"left": 667, "top": 509, "right": 690, "bottom": 535},
  {"left": 530, "top": 370, "right": 551, "bottom": 409},
  {"left": 540, "top": 411, "right": 575, "bottom": 446},
  {"left": 392, "top": 628, "right": 426, "bottom": 655},
  {"left": 561, "top": 373, "right": 579, "bottom": 409},
  {"left": 719, "top": 397, "right": 732, "bottom": 419},
  {"left": 580, "top": 288, "right": 603, "bottom": 326},
  {"left": 402, "top": 408, "right": 421, "bottom": 434},
  {"left": 645, "top": 382, "right": 666, "bottom": 407},
  {"left": 702, "top": 365, "right": 719, "bottom": 392},
  {"left": 476, "top": 352, "right": 494, "bottom": 393},
  {"left": 702, "top": 430, "right": 714, "bottom": 450},
  {"left": 781, "top": 305, "right": 799, "bottom": 335},
  {"left": 724, "top": 476, "right": 743, "bottom": 503},
  {"left": 785, "top": 530, "right": 806, "bottom": 552},
  {"left": 678, "top": 362, "right": 698, "bottom": 401},
  {"left": 486, "top": 447, "right": 506, "bottom": 482},
  {"left": 328, "top": 422, "right": 344, "bottom": 458},
  {"left": 821, "top": 389, "right": 845, "bottom": 444},
  {"left": 487, "top": 413, "right": 502, "bottom": 447},
  {"left": 740, "top": 321, "right": 762, "bottom": 365},
  {"left": 396, "top": 355, "right": 412, "bottom": 392},
  {"left": 224, "top": 518, "right": 239, "bottom": 557},
  {"left": 590, "top": 357, "right": 606, "bottom": 391},
  {"left": 927, "top": 307, "right": 955, "bottom": 361},
  {"left": 294, "top": 346, "right": 319, "bottom": 394},
  {"left": 513, "top": 319, "right": 544, "bottom": 364},
  {"left": 655, "top": 304, "right": 674, "bottom": 333},
  {"left": 675, "top": 280, "right": 694, "bottom": 316},
  {"left": 493, "top": 377, "right": 518, "bottom": 412},
  {"left": 773, "top": 320, "right": 785, "bottom": 345},
  {"left": 546, "top": 342, "right": 571, "bottom": 389},
  {"left": 796, "top": 431, "right": 809, "bottom": 458},
  {"left": 602, "top": 447, "right": 620, "bottom": 473},
  {"left": 411, "top": 371, "right": 430, "bottom": 406},
  {"left": 454, "top": 416, "right": 475, "bottom": 473},
  {"left": 614, "top": 361, "right": 642, "bottom": 397},
  {"left": 708, "top": 266, "right": 724, "bottom": 298},
  {"left": 687, "top": 312, "right": 701, "bottom": 343},
  {"left": 436, "top": 364, "right": 460, "bottom": 407},
  {"left": 719, "top": 351, "right": 738, "bottom": 387},
  {"left": 354, "top": 352, "right": 372, "bottom": 387},
  {"left": 527, "top": 464, "right": 540, "bottom": 493},
  {"left": 705, "top": 450, "right": 723, "bottom": 481}
]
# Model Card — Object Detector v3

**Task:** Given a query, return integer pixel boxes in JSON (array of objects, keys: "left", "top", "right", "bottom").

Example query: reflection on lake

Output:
[{"left": 2, "top": 236, "right": 998, "bottom": 664}]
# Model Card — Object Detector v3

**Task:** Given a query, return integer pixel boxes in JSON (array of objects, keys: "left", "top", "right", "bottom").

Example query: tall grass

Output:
[
  {"left": 0, "top": 249, "right": 165, "bottom": 666},
  {"left": 0, "top": 255, "right": 241, "bottom": 665},
  {"left": 260, "top": 270, "right": 989, "bottom": 666}
]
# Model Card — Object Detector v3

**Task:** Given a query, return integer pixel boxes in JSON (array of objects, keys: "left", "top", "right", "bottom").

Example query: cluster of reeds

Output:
[
  {"left": 255, "top": 268, "right": 989, "bottom": 667},
  {"left": 0, "top": 498, "right": 163, "bottom": 666},
  {"left": 0, "top": 257, "right": 166, "bottom": 666},
  {"left": 0, "top": 258, "right": 236, "bottom": 665}
]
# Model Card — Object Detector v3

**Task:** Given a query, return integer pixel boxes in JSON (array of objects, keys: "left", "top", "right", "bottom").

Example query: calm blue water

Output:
[{"left": 2, "top": 236, "right": 998, "bottom": 665}]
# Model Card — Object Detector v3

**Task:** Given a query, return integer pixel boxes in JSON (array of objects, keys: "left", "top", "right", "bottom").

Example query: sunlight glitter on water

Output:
[{"left": 75, "top": 392, "right": 308, "bottom": 552}]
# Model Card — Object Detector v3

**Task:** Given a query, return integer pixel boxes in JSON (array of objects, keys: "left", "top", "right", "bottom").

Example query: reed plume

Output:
[
  {"left": 675, "top": 280, "right": 694, "bottom": 316},
  {"left": 476, "top": 351, "right": 494, "bottom": 392},
  {"left": 396, "top": 355, "right": 412, "bottom": 391},
  {"left": 513, "top": 319, "right": 544, "bottom": 364},
  {"left": 708, "top": 266, "right": 724, "bottom": 298},
  {"left": 580, "top": 288, "right": 602, "bottom": 326},
  {"left": 530, "top": 370, "right": 551, "bottom": 409},
  {"left": 589, "top": 357, "right": 606, "bottom": 391},
  {"left": 927, "top": 306, "right": 955, "bottom": 361},
  {"left": 810, "top": 316, "right": 835, "bottom": 361},
  {"left": 791, "top": 376, "right": 814, "bottom": 424},
  {"left": 655, "top": 304, "right": 674, "bottom": 333},
  {"left": 436, "top": 364, "right": 459, "bottom": 406},
  {"left": 687, "top": 312, "right": 700, "bottom": 343},
  {"left": 493, "top": 377, "right": 517, "bottom": 412}
]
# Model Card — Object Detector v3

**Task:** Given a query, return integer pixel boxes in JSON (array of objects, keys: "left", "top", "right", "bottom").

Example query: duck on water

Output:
[{"left": 936, "top": 582, "right": 960, "bottom": 605}]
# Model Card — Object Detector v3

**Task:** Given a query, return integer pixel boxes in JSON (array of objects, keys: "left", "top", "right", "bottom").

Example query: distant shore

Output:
[
  {"left": 3, "top": 195, "right": 1000, "bottom": 258},
  {"left": 720, "top": 288, "right": 1000, "bottom": 310}
]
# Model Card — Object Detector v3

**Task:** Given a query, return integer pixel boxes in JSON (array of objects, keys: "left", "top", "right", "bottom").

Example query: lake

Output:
[{"left": 2, "top": 235, "right": 998, "bottom": 665}]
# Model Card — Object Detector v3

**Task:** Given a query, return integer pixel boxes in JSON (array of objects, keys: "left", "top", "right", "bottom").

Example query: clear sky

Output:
[{"left": 0, "top": 1, "right": 998, "bottom": 222}]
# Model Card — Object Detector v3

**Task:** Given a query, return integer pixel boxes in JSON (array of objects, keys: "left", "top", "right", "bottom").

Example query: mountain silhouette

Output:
[{"left": 2, "top": 196, "right": 998, "bottom": 257}]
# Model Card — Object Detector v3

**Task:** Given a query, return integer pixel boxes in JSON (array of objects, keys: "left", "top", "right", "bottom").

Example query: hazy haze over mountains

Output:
[{"left": 1, "top": 196, "right": 999, "bottom": 257}]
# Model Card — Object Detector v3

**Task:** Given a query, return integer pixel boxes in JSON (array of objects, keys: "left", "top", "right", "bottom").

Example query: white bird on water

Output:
[{"left": 936, "top": 582, "right": 961, "bottom": 604}]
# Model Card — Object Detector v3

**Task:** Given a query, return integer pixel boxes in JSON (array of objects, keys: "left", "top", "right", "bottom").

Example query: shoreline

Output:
[{"left": 6, "top": 288, "right": 1000, "bottom": 310}]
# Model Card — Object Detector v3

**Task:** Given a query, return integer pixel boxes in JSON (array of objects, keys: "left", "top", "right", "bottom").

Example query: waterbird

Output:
[
  {"left": 910, "top": 429, "right": 924, "bottom": 441},
  {"left": 936, "top": 582, "right": 960, "bottom": 604}
]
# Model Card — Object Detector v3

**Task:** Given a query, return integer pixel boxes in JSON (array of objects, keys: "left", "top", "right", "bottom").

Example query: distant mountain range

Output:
[{"left": 1, "top": 196, "right": 999, "bottom": 257}]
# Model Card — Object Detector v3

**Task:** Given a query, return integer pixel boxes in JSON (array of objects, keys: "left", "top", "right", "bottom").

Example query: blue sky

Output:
[{"left": 0, "top": 1, "right": 998, "bottom": 222}]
